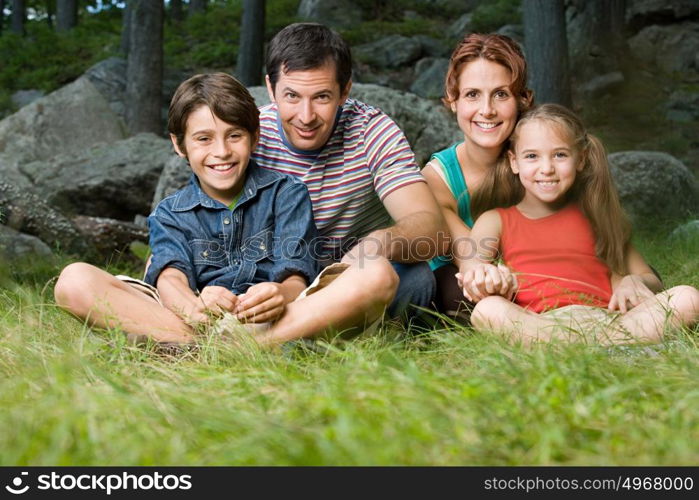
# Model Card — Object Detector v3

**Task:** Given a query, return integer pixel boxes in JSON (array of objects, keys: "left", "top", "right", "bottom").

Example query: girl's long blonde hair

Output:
[{"left": 474, "top": 103, "right": 631, "bottom": 274}]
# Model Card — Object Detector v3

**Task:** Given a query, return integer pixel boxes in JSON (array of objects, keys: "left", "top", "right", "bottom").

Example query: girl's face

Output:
[
  {"left": 508, "top": 120, "right": 583, "bottom": 214},
  {"left": 452, "top": 58, "right": 518, "bottom": 153}
]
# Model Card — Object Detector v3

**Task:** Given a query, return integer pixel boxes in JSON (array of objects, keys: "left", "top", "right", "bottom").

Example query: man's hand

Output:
[
  {"left": 608, "top": 274, "right": 655, "bottom": 313},
  {"left": 234, "top": 282, "right": 287, "bottom": 323},
  {"left": 457, "top": 263, "right": 517, "bottom": 303}
]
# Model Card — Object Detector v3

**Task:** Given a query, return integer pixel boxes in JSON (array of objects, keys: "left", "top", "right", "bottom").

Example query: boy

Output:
[{"left": 54, "top": 73, "right": 318, "bottom": 345}]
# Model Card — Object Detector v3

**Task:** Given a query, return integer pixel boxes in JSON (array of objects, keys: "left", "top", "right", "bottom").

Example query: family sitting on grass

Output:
[{"left": 54, "top": 23, "right": 699, "bottom": 349}]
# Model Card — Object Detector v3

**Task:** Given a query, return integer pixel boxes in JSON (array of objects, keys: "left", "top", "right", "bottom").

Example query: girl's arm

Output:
[
  {"left": 457, "top": 209, "right": 516, "bottom": 302},
  {"left": 609, "top": 245, "right": 664, "bottom": 313}
]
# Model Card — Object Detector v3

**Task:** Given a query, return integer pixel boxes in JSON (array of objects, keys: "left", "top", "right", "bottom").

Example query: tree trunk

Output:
[
  {"left": 120, "top": 0, "right": 133, "bottom": 55},
  {"left": 189, "top": 0, "right": 207, "bottom": 15},
  {"left": 11, "top": 0, "right": 25, "bottom": 36},
  {"left": 46, "top": 0, "right": 54, "bottom": 29},
  {"left": 125, "top": 0, "right": 164, "bottom": 135},
  {"left": 170, "top": 0, "right": 184, "bottom": 22},
  {"left": 522, "top": 0, "right": 572, "bottom": 107},
  {"left": 56, "top": 0, "right": 78, "bottom": 32},
  {"left": 0, "top": 0, "right": 5, "bottom": 35},
  {"left": 236, "top": 0, "right": 266, "bottom": 86},
  {"left": 567, "top": 0, "right": 627, "bottom": 81}
]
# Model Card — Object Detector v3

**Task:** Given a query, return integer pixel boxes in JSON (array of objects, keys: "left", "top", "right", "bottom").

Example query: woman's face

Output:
[{"left": 451, "top": 58, "right": 518, "bottom": 153}]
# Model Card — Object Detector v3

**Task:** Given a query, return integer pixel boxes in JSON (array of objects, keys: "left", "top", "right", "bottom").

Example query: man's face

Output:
[{"left": 266, "top": 62, "right": 351, "bottom": 151}]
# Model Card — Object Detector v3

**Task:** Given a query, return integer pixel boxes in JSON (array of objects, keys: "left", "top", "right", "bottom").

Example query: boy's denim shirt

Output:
[{"left": 145, "top": 160, "right": 319, "bottom": 294}]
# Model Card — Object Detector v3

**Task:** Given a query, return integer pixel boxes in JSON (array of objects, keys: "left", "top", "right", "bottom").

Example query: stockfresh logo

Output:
[{"left": 5, "top": 472, "right": 30, "bottom": 495}]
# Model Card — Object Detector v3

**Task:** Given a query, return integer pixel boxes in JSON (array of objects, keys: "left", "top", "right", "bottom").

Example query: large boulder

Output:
[
  {"left": 628, "top": 22, "right": 699, "bottom": 74},
  {"left": 0, "top": 182, "right": 97, "bottom": 259},
  {"left": 353, "top": 35, "right": 423, "bottom": 69},
  {"left": 17, "top": 134, "right": 173, "bottom": 221},
  {"left": 247, "top": 83, "right": 462, "bottom": 167},
  {"left": 0, "top": 224, "right": 54, "bottom": 261},
  {"left": 0, "top": 77, "right": 127, "bottom": 164},
  {"left": 608, "top": 151, "right": 699, "bottom": 222},
  {"left": 151, "top": 155, "right": 191, "bottom": 211},
  {"left": 410, "top": 57, "right": 449, "bottom": 99},
  {"left": 296, "top": 0, "right": 362, "bottom": 29},
  {"left": 627, "top": 0, "right": 699, "bottom": 31},
  {"left": 83, "top": 57, "right": 127, "bottom": 120},
  {"left": 72, "top": 215, "right": 149, "bottom": 261}
]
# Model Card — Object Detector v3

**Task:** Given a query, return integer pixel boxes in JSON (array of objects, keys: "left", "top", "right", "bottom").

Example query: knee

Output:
[
  {"left": 667, "top": 285, "right": 699, "bottom": 324},
  {"left": 348, "top": 257, "right": 398, "bottom": 309},
  {"left": 54, "top": 262, "right": 99, "bottom": 311},
  {"left": 471, "top": 296, "right": 510, "bottom": 330}
]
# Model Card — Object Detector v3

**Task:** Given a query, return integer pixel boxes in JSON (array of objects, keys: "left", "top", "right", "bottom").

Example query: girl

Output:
[
  {"left": 423, "top": 33, "right": 533, "bottom": 323},
  {"left": 460, "top": 103, "right": 699, "bottom": 345}
]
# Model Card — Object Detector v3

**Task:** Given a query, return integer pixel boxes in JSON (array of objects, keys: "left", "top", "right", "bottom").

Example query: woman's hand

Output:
[
  {"left": 457, "top": 263, "right": 517, "bottom": 303},
  {"left": 608, "top": 275, "right": 655, "bottom": 313},
  {"left": 234, "top": 282, "right": 287, "bottom": 323}
]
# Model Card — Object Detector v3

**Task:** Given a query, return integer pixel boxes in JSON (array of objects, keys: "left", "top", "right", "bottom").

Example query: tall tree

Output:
[
  {"left": 11, "top": 0, "right": 25, "bottom": 35},
  {"left": 236, "top": 0, "right": 265, "bottom": 86},
  {"left": 120, "top": 0, "right": 132, "bottom": 54},
  {"left": 522, "top": 0, "right": 572, "bottom": 107},
  {"left": 170, "top": 0, "right": 183, "bottom": 22},
  {"left": 125, "top": 0, "right": 163, "bottom": 135},
  {"left": 188, "top": 0, "right": 206, "bottom": 15},
  {"left": 0, "top": 0, "right": 5, "bottom": 35},
  {"left": 56, "top": 0, "right": 77, "bottom": 31}
]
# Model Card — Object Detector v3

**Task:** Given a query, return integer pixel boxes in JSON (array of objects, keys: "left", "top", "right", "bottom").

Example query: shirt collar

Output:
[{"left": 170, "top": 159, "right": 278, "bottom": 212}]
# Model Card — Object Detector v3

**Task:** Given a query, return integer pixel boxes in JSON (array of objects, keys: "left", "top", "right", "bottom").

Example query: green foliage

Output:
[
  {"left": 470, "top": 0, "right": 521, "bottom": 33},
  {"left": 340, "top": 17, "right": 441, "bottom": 46}
]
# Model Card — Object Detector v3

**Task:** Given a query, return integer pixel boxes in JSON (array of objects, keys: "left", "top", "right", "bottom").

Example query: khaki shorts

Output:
[
  {"left": 542, "top": 304, "right": 620, "bottom": 333},
  {"left": 116, "top": 275, "right": 162, "bottom": 305}
]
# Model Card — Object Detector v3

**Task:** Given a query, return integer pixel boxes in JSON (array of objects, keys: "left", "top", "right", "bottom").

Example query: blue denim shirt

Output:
[{"left": 145, "top": 161, "right": 319, "bottom": 295}]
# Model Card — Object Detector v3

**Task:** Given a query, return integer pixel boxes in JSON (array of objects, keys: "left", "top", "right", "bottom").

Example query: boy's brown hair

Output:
[{"left": 168, "top": 73, "right": 259, "bottom": 155}]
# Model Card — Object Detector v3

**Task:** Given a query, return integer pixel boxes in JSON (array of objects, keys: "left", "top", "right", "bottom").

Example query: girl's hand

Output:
[
  {"left": 457, "top": 263, "right": 517, "bottom": 302},
  {"left": 234, "top": 282, "right": 286, "bottom": 323},
  {"left": 185, "top": 285, "right": 238, "bottom": 326},
  {"left": 608, "top": 275, "right": 655, "bottom": 313}
]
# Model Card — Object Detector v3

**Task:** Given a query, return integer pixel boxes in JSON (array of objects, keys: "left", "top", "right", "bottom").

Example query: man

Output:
[{"left": 252, "top": 22, "right": 448, "bottom": 328}]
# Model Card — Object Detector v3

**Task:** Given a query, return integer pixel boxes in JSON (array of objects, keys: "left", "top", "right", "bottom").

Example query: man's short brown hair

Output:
[{"left": 167, "top": 73, "right": 259, "bottom": 154}]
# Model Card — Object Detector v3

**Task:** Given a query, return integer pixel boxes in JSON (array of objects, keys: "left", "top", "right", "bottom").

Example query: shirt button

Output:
[
  {"left": 202, "top": 251, "right": 209, "bottom": 257},
  {"left": 260, "top": 243, "right": 266, "bottom": 250},
  {"left": 223, "top": 218, "right": 231, "bottom": 225}
]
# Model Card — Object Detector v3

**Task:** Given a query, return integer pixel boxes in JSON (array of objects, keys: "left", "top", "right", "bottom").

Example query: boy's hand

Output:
[
  {"left": 457, "top": 263, "right": 517, "bottom": 303},
  {"left": 184, "top": 286, "right": 238, "bottom": 326},
  {"left": 234, "top": 282, "right": 286, "bottom": 323},
  {"left": 608, "top": 275, "right": 654, "bottom": 313}
]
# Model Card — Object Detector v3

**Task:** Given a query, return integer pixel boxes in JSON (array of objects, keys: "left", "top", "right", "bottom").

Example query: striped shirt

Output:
[{"left": 252, "top": 98, "right": 425, "bottom": 260}]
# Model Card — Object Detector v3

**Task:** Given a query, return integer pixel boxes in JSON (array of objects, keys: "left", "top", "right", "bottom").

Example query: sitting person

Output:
[
  {"left": 54, "top": 73, "right": 317, "bottom": 346},
  {"left": 459, "top": 103, "right": 699, "bottom": 344}
]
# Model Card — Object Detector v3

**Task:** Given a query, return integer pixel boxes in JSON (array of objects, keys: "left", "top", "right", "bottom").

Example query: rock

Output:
[
  {"left": 665, "top": 89, "right": 699, "bottom": 123},
  {"left": 496, "top": 24, "right": 524, "bottom": 45},
  {"left": 608, "top": 151, "right": 699, "bottom": 222},
  {"left": 353, "top": 35, "right": 423, "bottom": 69},
  {"left": 627, "top": 0, "right": 699, "bottom": 32},
  {"left": 669, "top": 219, "right": 699, "bottom": 241},
  {"left": 72, "top": 215, "right": 149, "bottom": 261},
  {"left": 10, "top": 89, "right": 45, "bottom": 109},
  {"left": 82, "top": 57, "right": 127, "bottom": 120},
  {"left": 0, "top": 77, "right": 127, "bottom": 164},
  {"left": 246, "top": 83, "right": 462, "bottom": 167},
  {"left": 151, "top": 155, "right": 191, "bottom": 210},
  {"left": 17, "top": 133, "right": 173, "bottom": 221},
  {"left": 448, "top": 13, "right": 472, "bottom": 41},
  {"left": 578, "top": 71, "right": 625, "bottom": 99},
  {"left": 296, "top": 0, "right": 362, "bottom": 29},
  {"left": 0, "top": 182, "right": 97, "bottom": 259},
  {"left": 410, "top": 58, "right": 449, "bottom": 99},
  {"left": 0, "top": 224, "right": 54, "bottom": 261},
  {"left": 414, "top": 35, "right": 450, "bottom": 58},
  {"left": 628, "top": 22, "right": 699, "bottom": 74}
]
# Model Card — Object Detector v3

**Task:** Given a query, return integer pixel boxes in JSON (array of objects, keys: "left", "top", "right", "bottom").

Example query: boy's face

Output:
[
  {"left": 266, "top": 61, "right": 351, "bottom": 152},
  {"left": 171, "top": 105, "right": 257, "bottom": 206}
]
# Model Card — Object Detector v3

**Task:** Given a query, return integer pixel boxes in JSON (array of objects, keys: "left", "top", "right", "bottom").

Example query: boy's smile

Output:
[{"left": 171, "top": 105, "right": 257, "bottom": 206}]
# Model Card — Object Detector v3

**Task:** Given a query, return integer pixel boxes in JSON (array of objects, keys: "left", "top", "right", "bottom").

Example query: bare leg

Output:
[
  {"left": 609, "top": 285, "right": 699, "bottom": 344},
  {"left": 255, "top": 257, "right": 399, "bottom": 346},
  {"left": 54, "top": 262, "right": 194, "bottom": 344},
  {"left": 470, "top": 296, "right": 562, "bottom": 344}
]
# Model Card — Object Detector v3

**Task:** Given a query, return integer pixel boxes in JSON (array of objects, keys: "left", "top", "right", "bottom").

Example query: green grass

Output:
[{"left": 1, "top": 225, "right": 698, "bottom": 465}]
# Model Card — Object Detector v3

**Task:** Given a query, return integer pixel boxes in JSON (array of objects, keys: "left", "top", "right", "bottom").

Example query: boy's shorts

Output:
[{"left": 116, "top": 275, "right": 162, "bottom": 305}]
